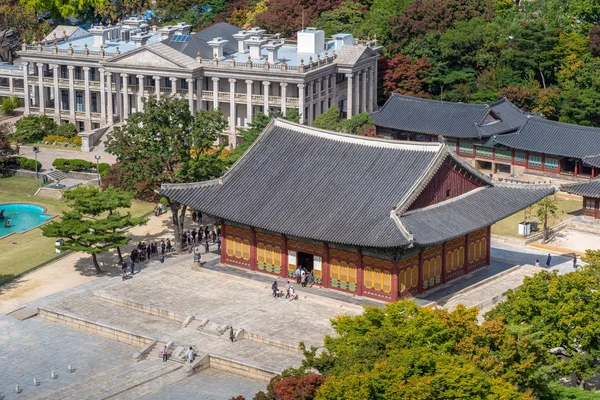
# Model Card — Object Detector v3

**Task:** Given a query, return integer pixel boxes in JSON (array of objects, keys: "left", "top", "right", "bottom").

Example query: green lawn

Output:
[
  {"left": 492, "top": 197, "right": 582, "bottom": 238},
  {"left": 0, "top": 176, "right": 154, "bottom": 285}
]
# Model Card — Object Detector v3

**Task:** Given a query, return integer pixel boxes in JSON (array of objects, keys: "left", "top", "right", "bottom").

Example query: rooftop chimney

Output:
[
  {"left": 332, "top": 33, "right": 354, "bottom": 50},
  {"left": 232, "top": 30, "right": 254, "bottom": 53},
  {"left": 245, "top": 36, "right": 267, "bottom": 60},
  {"left": 175, "top": 22, "right": 191, "bottom": 36},
  {"left": 247, "top": 27, "right": 265, "bottom": 37},
  {"left": 89, "top": 25, "right": 108, "bottom": 48},
  {"left": 263, "top": 40, "right": 283, "bottom": 64},
  {"left": 297, "top": 27, "right": 325, "bottom": 54},
  {"left": 207, "top": 37, "right": 229, "bottom": 60},
  {"left": 132, "top": 33, "right": 151, "bottom": 48},
  {"left": 158, "top": 25, "right": 178, "bottom": 39}
]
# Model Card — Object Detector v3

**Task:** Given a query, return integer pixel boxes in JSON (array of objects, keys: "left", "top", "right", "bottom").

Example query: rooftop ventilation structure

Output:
[
  {"left": 332, "top": 33, "right": 354, "bottom": 50},
  {"left": 207, "top": 37, "right": 229, "bottom": 60},
  {"left": 263, "top": 40, "right": 283, "bottom": 64},
  {"left": 297, "top": 27, "right": 325, "bottom": 54},
  {"left": 232, "top": 30, "right": 254, "bottom": 53},
  {"left": 132, "top": 33, "right": 152, "bottom": 48},
  {"left": 245, "top": 36, "right": 267, "bottom": 60},
  {"left": 175, "top": 22, "right": 191, "bottom": 36}
]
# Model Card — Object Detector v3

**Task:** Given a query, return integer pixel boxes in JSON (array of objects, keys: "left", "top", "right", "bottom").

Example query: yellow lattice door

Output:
[
  {"left": 226, "top": 237, "right": 235, "bottom": 257},
  {"left": 382, "top": 270, "right": 392, "bottom": 293},
  {"left": 330, "top": 260, "right": 340, "bottom": 281},
  {"left": 435, "top": 256, "right": 442, "bottom": 277},
  {"left": 273, "top": 246, "right": 282, "bottom": 267},
  {"left": 234, "top": 239, "right": 242, "bottom": 258},
  {"left": 266, "top": 245, "right": 273, "bottom": 265},
  {"left": 348, "top": 263, "right": 357, "bottom": 284},
  {"left": 364, "top": 267, "right": 373, "bottom": 289},
  {"left": 373, "top": 269, "right": 382, "bottom": 291},
  {"left": 398, "top": 269, "right": 406, "bottom": 293},
  {"left": 242, "top": 240, "right": 250, "bottom": 260},
  {"left": 411, "top": 265, "right": 419, "bottom": 288},
  {"left": 257, "top": 243, "right": 266, "bottom": 263}
]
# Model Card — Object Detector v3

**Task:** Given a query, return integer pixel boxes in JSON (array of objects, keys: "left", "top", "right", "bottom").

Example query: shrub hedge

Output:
[
  {"left": 51, "top": 158, "right": 110, "bottom": 173},
  {"left": 11, "top": 156, "right": 42, "bottom": 171}
]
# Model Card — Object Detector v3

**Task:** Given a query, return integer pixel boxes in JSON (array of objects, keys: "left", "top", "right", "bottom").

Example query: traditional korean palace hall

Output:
[
  {"left": 162, "top": 119, "right": 552, "bottom": 301},
  {"left": 372, "top": 93, "right": 600, "bottom": 180}
]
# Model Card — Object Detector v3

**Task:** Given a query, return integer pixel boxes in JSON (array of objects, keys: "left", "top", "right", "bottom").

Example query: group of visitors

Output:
[
  {"left": 294, "top": 266, "right": 313, "bottom": 288},
  {"left": 271, "top": 280, "right": 298, "bottom": 301},
  {"left": 153, "top": 203, "right": 165, "bottom": 217},
  {"left": 534, "top": 253, "right": 578, "bottom": 269},
  {"left": 121, "top": 239, "right": 172, "bottom": 280}
]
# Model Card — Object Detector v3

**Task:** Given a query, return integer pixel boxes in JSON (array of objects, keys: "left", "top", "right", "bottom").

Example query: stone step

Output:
[
  {"left": 30, "top": 359, "right": 182, "bottom": 400},
  {"left": 5, "top": 306, "right": 38, "bottom": 321}
]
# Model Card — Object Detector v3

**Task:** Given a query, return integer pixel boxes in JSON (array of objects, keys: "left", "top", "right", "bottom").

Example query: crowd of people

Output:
[{"left": 269, "top": 265, "right": 315, "bottom": 301}]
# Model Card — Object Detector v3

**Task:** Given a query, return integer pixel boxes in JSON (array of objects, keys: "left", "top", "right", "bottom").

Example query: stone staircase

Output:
[{"left": 30, "top": 359, "right": 183, "bottom": 400}]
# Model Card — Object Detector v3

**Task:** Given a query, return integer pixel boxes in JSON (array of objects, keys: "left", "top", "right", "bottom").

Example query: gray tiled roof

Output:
[
  {"left": 371, "top": 94, "right": 518, "bottom": 138},
  {"left": 161, "top": 120, "right": 551, "bottom": 248},
  {"left": 491, "top": 117, "right": 600, "bottom": 165},
  {"left": 164, "top": 22, "right": 240, "bottom": 59},
  {"left": 562, "top": 180, "right": 600, "bottom": 198},
  {"left": 401, "top": 185, "right": 554, "bottom": 245}
]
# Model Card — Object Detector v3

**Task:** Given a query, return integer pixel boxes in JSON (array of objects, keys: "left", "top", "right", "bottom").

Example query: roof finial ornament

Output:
[
  {"left": 63, "top": 30, "right": 67, "bottom": 39},
  {"left": 196, "top": 50, "right": 201, "bottom": 62},
  {"left": 115, "top": 46, "right": 120, "bottom": 55},
  {"left": 247, "top": 55, "right": 252, "bottom": 68}
]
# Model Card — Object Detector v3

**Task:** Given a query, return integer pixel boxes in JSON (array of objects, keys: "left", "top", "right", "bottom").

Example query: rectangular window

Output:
[
  {"left": 528, "top": 154, "right": 542, "bottom": 167},
  {"left": 476, "top": 146, "right": 493, "bottom": 158},
  {"left": 515, "top": 151, "right": 526, "bottom": 163},
  {"left": 458, "top": 140, "right": 474, "bottom": 155},
  {"left": 545, "top": 157, "right": 558, "bottom": 170},
  {"left": 182, "top": 79, "right": 188, "bottom": 90},
  {"left": 495, "top": 148, "right": 512, "bottom": 160},
  {"left": 585, "top": 198, "right": 595, "bottom": 209}
]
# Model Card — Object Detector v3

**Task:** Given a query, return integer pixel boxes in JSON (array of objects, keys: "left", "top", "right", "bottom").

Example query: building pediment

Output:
[{"left": 104, "top": 42, "right": 199, "bottom": 71}]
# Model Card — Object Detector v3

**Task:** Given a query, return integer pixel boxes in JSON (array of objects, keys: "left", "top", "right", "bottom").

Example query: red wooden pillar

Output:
[
  {"left": 441, "top": 242, "right": 447, "bottom": 284},
  {"left": 486, "top": 226, "right": 491, "bottom": 266},
  {"left": 574, "top": 161, "right": 579, "bottom": 177},
  {"left": 463, "top": 234, "right": 469, "bottom": 274},
  {"left": 281, "top": 235, "right": 288, "bottom": 279},
  {"left": 391, "top": 260, "right": 399, "bottom": 302},
  {"left": 250, "top": 228, "right": 257, "bottom": 271},
  {"left": 557, "top": 158, "right": 561, "bottom": 174},
  {"left": 322, "top": 244, "right": 330, "bottom": 288},
  {"left": 541, "top": 154, "right": 545, "bottom": 172},
  {"left": 220, "top": 224, "right": 227, "bottom": 264},
  {"left": 417, "top": 249, "right": 424, "bottom": 294},
  {"left": 356, "top": 251, "right": 364, "bottom": 296}
]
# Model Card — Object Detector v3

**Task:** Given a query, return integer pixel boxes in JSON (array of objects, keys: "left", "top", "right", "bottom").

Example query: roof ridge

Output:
[
  {"left": 401, "top": 186, "right": 488, "bottom": 216},
  {"left": 391, "top": 93, "right": 489, "bottom": 109},
  {"left": 527, "top": 115, "right": 600, "bottom": 132}
]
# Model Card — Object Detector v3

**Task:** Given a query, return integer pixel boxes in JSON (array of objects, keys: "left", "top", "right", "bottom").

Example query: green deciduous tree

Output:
[
  {"left": 105, "top": 96, "right": 226, "bottom": 251},
  {"left": 0, "top": 123, "right": 15, "bottom": 172},
  {"left": 485, "top": 258, "right": 600, "bottom": 390},
  {"left": 1, "top": 96, "right": 20, "bottom": 116},
  {"left": 13, "top": 115, "right": 57, "bottom": 143},
  {"left": 536, "top": 196, "right": 558, "bottom": 243},
  {"left": 20, "top": 0, "right": 103, "bottom": 19},
  {"left": 290, "top": 300, "right": 549, "bottom": 399},
  {"left": 312, "top": 106, "right": 341, "bottom": 131},
  {"left": 316, "top": 0, "right": 365, "bottom": 37},
  {"left": 223, "top": 112, "right": 272, "bottom": 167}
]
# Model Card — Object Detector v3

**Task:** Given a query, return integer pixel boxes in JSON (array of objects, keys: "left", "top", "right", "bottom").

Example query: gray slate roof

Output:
[
  {"left": 562, "top": 180, "right": 600, "bottom": 198},
  {"left": 401, "top": 185, "right": 554, "bottom": 245},
  {"left": 491, "top": 117, "right": 600, "bottom": 167},
  {"left": 161, "top": 119, "right": 552, "bottom": 248},
  {"left": 164, "top": 22, "right": 240, "bottom": 59},
  {"left": 371, "top": 94, "right": 522, "bottom": 138}
]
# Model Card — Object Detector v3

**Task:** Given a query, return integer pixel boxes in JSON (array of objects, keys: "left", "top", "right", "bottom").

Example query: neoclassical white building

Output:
[{"left": 0, "top": 18, "right": 380, "bottom": 147}]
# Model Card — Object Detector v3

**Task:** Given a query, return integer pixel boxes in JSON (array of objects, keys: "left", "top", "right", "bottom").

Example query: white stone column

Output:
[
  {"left": 367, "top": 67, "right": 373, "bottom": 113},
  {"left": 83, "top": 67, "right": 91, "bottom": 130},
  {"left": 170, "top": 77, "right": 177, "bottom": 96},
  {"left": 37, "top": 63, "right": 45, "bottom": 114},
  {"left": 371, "top": 61, "right": 377, "bottom": 111},
  {"left": 353, "top": 72, "right": 359, "bottom": 116},
  {"left": 212, "top": 77, "right": 219, "bottom": 109},
  {"left": 115, "top": 75, "right": 121, "bottom": 120},
  {"left": 307, "top": 81, "right": 313, "bottom": 124},
  {"left": 263, "top": 81, "right": 270, "bottom": 114},
  {"left": 68, "top": 65, "right": 75, "bottom": 123},
  {"left": 137, "top": 74, "right": 144, "bottom": 112},
  {"left": 298, "top": 83, "right": 305, "bottom": 124},
  {"left": 315, "top": 78, "right": 322, "bottom": 117},
  {"left": 280, "top": 82, "right": 287, "bottom": 116},
  {"left": 8, "top": 77, "right": 13, "bottom": 93},
  {"left": 229, "top": 78, "right": 236, "bottom": 142},
  {"left": 324, "top": 76, "right": 330, "bottom": 112},
  {"left": 346, "top": 73, "right": 353, "bottom": 119},
  {"left": 187, "top": 78, "right": 194, "bottom": 113},
  {"left": 331, "top": 73, "right": 337, "bottom": 110},
  {"left": 196, "top": 78, "right": 203, "bottom": 112},
  {"left": 153, "top": 76, "right": 161, "bottom": 99},
  {"left": 121, "top": 73, "right": 129, "bottom": 120},
  {"left": 245, "top": 80, "right": 253, "bottom": 126},
  {"left": 106, "top": 72, "right": 114, "bottom": 124},
  {"left": 361, "top": 69, "right": 367, "bottom": 113},
  {"left": 99, "top": 68, "right": 106, "bottom": 123},
  {"left": 52, "top": 64, "right": 60, "bottom": 122},
  {"left": 23, "top": 62, "right": 30, "bottom": 115}
]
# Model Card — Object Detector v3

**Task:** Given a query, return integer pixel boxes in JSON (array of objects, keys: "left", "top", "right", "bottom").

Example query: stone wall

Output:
[{"left": 210, "top": 355, "right": 278, "bottom": 382}]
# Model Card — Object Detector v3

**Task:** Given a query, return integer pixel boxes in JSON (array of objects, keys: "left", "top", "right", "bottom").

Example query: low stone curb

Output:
[{"left": 94, "top": 291, "right": 187, "bottom": 322}]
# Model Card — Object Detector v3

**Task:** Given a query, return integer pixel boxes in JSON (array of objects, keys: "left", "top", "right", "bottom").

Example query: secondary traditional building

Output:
[
  {"left": 372, "top": 93, "right": 600, "bottom": 180},
  {"left": 562, "top": 180, "right": 600, "bottom": 221},
  {"left": 161, "top": 119, "right": 552, "bottom": 301},
  {"left": 0, "top": 19, "right": 380, "bottom": 147}
]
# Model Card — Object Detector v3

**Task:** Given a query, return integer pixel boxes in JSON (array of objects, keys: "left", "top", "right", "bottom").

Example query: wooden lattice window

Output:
[
  {"left": 348, "top": 263, "right": 357, "bottom": 284},
  {"left": 242, "top": 239, "right": 251, "bottom": 260},
  {"left": 234, "top": 239, "right": 242, "bottom": 259},
  {"left": 382, "top": 270, "right": 392, "bottom": 293},
  {"left": 411, "top": 265, "right": 419, "bottom": 288},
  {"left": 257, "top": 243, "right": 266, "bottom": 263},
  {"left": 273, "top": 246, "right": 282, "bottom": 267},
  {"left": 226, "top": 237, "right": 235, "bottom": 257},
  {"left": 364, "top": 267, "right": 373, "bottom": 289},
  {"left": 330, "top": 259, "right": 340, "bottom": 280},
  {"left": 266, "top": 245, "right": 273, "bottom": 265}
]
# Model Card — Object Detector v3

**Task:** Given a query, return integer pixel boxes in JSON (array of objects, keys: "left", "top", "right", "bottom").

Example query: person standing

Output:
[
  {"left": 161, "top": 240, "right": 166, "bottom": 255},
  {"left": 301, "top": 269, "right": 306, "bottom": 288},
  {"left": 205, "top": 240, "right": 210, "bottom": 253},
  {"left": 162, "top": 346, "right": 169, "bottom": 362},
  {"left": 546, "top": 253, "right": 552, "bottom": 267},
  {"left": 229, "top": 327, "right": 235, "bottom": 342},
  {"left": 285, "top": 281, "right": 291, "bottom": 299},
  {"left": 272, "top": 281, "right": 279, "bottom": 298},
  {"left": 534, "top": 259, "right": 540, "bottom": 268},
  {"left": 186, "top": 347, "right": 195, "bottom": 363},
  {"left": 295, "top": 266, "right": 301, "bottom": 284},
  {"left": 573, "top": 254, "right": 578, "bottom": 269},
  {"left": 166, "top": 239, "right": 172, "bottom": 252},
  {"left": 130, "top": 257, "right": 135, "bottom": 275},
  {"left": 121, "top": 260, "right": 127, "bottom": 280},
  {"left": 191, "top": 228, "right": 197, "bottom": 244},
  {"left": 216, "top": 237, "right": 221, "bottom": 251}
]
